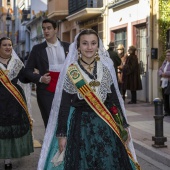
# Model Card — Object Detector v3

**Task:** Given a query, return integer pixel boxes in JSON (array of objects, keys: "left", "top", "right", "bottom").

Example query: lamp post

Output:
[{"left": 6, "top": 8, "right": 11, "bottom": 37}]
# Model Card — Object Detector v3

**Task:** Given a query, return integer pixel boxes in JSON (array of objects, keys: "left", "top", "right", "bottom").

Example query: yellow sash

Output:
[
  {"left": 67, "top": 64, "right": 140, "bottom": 170},
  {"left": 0, "top": 69, "right": 33, "bottom": 130}
]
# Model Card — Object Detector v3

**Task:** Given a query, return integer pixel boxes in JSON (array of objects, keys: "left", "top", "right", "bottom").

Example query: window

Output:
[
  {"left": 135, "top": 25, "right": 147, "bottom": 74},
  {"left": 7, "top": 0, "right": 11, "bottom": 6},
  {"left": 113, "top": 29, "right": 127, "bottom": 51}
]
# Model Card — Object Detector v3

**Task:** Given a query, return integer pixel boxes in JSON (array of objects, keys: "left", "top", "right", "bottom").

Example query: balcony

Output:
[
  {"left": 66, "top": 0, "right": 103, "bottom": 22},
  {"left": 108, "top": 0, "right": 138, "bottom": 9},
  {"left": 47, "top": 0, "right": 68, "bottom": 20}
]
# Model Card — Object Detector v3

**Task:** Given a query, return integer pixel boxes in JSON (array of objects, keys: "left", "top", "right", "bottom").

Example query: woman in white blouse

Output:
[{"left": 158, "top": 49, "right": 170, "bottom": 116}]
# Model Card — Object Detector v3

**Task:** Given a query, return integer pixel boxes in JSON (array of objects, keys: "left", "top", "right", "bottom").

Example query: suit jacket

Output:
[
  {"left": 107, "top": 49, "right": 121, "bottom": 77},
  {"left": 24, "top": 40, "right": 69, "bottom": 90}
]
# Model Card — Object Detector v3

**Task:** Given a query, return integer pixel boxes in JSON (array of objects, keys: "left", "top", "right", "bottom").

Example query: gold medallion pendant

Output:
[{"left": 89, "top": 80, "right": 100, "bottom": 92}]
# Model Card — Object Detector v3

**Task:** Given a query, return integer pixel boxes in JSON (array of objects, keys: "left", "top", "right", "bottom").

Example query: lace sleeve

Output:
[{"left": 98, "top": 65, "right": 113, "bottom": 102}]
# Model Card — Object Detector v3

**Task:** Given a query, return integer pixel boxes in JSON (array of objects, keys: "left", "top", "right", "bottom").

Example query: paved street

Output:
[{"left": 0, "top": 95, "right": 169, "bottom": 170}]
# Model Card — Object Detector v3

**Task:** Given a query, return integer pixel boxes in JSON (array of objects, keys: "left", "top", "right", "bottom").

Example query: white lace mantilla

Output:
[
  {"left": 0, "top": 57, "right": 23, "bottom": 80},
  {"left": 63, "top": 61, "right": 113, "bottom": 102}
]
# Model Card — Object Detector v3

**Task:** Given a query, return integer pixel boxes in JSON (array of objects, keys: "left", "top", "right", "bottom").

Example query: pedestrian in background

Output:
[
  {"left": 117, "top": 44, "right": 127, "bottom": 101},
  {"left": 38, "top": 29, "right": 140, "bottom": 170},
  {"left": 158, "top": 49, "right": 170, "bottom": 116},
  {"left": 122, "top": 46, "right": 142, "bottom": 104},
  {"left": 24, "top": 19, "right": 70, "bottom": 128},
  {"left": 107, "top": 42, "right": 121, "bottom": 80},
  {"left": 0, "top": 37, "right": 33, "bottom": 169}
]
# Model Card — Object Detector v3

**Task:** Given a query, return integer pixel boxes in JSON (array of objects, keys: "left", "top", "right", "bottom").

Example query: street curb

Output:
[{"left": 133, "top": 139, "right": 170, "bottom": 167}]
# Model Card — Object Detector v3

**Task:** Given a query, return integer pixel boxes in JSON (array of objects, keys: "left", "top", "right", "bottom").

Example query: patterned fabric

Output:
[
  {"left": 0, "top": 83, "right": 29, "bottom": 138},
  {"left": 64, "top": 107, "right": 133, "bottom": 170}
]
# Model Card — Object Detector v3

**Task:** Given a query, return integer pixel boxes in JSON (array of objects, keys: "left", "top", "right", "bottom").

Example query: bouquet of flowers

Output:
[{"left": 110, "top": 105, "right": 128, "bottom": 142}]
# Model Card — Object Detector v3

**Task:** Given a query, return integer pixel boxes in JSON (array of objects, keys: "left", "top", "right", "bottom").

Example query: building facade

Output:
[
  {"left": 0, "top": 0, "right": 169, "bottom": 102},
  {"left": 107, "top": 0, "right": 152, "bottom": 102},
  {"left": 47, "top": 0, "right": 170, "bottom": 102}
]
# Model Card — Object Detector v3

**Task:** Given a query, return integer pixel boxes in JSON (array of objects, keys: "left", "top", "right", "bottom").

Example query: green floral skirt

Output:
[{"left": 64, "top": 108, "right": 134, "bottom": 170}]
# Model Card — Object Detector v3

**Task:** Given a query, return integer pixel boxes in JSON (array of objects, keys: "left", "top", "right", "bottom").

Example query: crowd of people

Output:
[
  {"left": 0, "top": 18, "right": 148, "bottom": 170},
  {"left": 108, "top": 42, "right": 142, "bottom": 103}
]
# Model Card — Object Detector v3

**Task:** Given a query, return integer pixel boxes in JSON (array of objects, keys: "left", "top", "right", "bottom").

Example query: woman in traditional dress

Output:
[
  {"left": 38, "top": 29, "right": 140, "bottom": 170},
  {"left": 0, "top": 37, "right": 33, "bottom": 169}
]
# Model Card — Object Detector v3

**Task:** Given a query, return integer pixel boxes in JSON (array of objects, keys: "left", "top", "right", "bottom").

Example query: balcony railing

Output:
[{"left": 69, "top": 0, "right": 103, "bottom": 15}]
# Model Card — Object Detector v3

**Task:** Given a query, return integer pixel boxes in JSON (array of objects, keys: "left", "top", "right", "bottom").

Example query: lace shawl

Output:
[{"left": 63, "top": 61, "right": 113, "bottom": 102}]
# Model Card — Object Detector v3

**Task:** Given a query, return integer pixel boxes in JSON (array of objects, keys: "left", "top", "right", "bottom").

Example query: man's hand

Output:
[
  {"left": 58, "top": 137, "right": 67, "bottom": 153},
  {"left": 41, "top": 73, "right": 51, "bottom": 84}
]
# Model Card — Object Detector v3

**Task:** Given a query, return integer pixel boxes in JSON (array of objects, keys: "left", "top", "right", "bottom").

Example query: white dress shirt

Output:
[{"left": 46, "top": 39, "right": 65, "bottom": 72}]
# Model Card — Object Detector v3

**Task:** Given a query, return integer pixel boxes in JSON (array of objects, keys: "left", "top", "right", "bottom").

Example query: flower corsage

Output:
[{"left": 110, "top": 105, "right": 128, "bottom": 142}]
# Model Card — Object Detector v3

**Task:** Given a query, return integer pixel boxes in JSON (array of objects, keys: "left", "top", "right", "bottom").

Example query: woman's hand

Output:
[{"left": 58, "top": 137, "right": 67, "bottom": 153}]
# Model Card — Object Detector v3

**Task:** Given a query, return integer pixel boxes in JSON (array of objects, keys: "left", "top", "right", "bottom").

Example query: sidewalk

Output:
[{"left": 125, "top": 100, "right": 170, "bottom": 167}]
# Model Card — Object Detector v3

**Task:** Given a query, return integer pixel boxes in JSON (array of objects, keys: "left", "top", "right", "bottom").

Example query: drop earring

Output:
[{"left": 95, "top": 51, "right": 100, "bottom": 61}]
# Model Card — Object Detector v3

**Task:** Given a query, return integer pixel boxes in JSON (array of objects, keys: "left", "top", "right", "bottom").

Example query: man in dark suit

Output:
[
  {"left": 24, "top": 19, "right": 70, "bottom": 128},
  {"left": 107, "top": 42, "right": 121, "bottom": 80}
]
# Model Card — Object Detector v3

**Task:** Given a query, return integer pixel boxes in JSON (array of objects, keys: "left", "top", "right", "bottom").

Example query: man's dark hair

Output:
[{"left": 42, "top": 19, "right": 58, "bottom": 29}]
